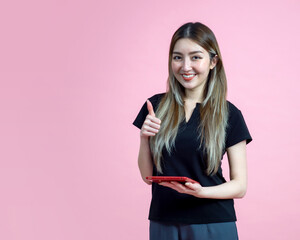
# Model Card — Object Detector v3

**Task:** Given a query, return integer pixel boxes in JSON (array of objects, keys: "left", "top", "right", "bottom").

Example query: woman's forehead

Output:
[{"left": 173, "top": 38, "right": 207, "bottom": 54}]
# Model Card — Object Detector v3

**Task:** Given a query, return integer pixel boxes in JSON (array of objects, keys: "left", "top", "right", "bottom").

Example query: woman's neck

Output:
[{"left": 184, "top": 88, "right": 204, "bottom": 104}]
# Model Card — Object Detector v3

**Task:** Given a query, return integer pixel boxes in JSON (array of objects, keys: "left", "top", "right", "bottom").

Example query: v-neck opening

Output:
[{"left": 184, "top": 103, "right": 200, "bottom": 124}]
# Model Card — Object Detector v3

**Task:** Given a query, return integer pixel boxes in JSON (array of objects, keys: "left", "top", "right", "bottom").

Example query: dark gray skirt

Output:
[{"left": 150, "top": 221, "right": 238, "bottom": 240}]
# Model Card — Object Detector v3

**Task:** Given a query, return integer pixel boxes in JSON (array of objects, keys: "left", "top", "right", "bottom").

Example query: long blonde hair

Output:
[{"left": 150, "top": 22, "right": 228, "bottom": 175}]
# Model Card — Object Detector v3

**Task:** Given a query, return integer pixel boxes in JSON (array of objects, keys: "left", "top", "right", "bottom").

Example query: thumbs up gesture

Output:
[{"left": 140, "top": 100, "right": 161, "bottom": 138}]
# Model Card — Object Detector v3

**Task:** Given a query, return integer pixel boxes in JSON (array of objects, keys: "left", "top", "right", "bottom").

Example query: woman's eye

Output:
[
  {"left": 192, "top": 56, "right": 202, "bottom": 60},
  {"left": 173, "top": 56, "right": 181, "bottom": 60}
]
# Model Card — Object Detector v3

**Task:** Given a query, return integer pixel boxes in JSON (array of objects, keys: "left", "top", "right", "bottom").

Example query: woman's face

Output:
[{"left": 171, "top": 38, "right": 216, "bottom": 96}]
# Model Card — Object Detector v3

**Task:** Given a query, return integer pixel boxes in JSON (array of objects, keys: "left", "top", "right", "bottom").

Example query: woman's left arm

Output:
[{"left": 159, "top": 140, "right": 248, "bottom": 199}]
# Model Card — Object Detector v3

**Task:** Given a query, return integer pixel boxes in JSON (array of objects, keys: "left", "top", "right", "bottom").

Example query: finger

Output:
[
  {"left": 160, "top": 182, "right": 193, "bottom": 195},
  {"left": 159, "top": 182, "right": 173, "bottom": 188},
  {"left": 164, "top": 182, "right": 189, "bottom": 193},
  {"left": 149, "top": 122, "right": 160, "bottom": 130},
  {"left": 147, "top": 100, "right": 155, "bottom": 117},
  {"left": 171, "top": 182, "right": 197, "bottom": 191},
  {"left": 171, "top": 181, "right": 187, "bottom": 189},
  {"left": 165, "top": 181, "right": 184, "bottom": 190},
  {"left": 143, "top": 125, "right": 159, "bottom": 134},
  {"left": 185, "top": 182, "right": 200, "bottom": 190},
  {"left": 144, "top": 118, "right": 160, "bottom": 130},
  {"left": 146, "top": 115, "right": 161, "bottom": 125},
  {"left": 140, "top": 130, "right": 156, "bottom": 137},
  {"left": 172, "top": 183, "right": 197, "bottom": 195}
]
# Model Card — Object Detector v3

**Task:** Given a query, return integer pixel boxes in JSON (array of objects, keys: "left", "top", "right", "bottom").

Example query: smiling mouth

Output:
[{"left": 182, "top": 74, "right": 196, "bottom": 81}]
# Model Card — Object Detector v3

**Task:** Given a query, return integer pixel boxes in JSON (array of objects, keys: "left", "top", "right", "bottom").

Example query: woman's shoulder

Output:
[
  {"left": 148, "top": 93, "right": 166, "bottom": 102},
  {"left": 226, "top": 100, "right": 242, "bottom": 115},
  {"left": 226, "top": 100, "right": 250, "bottom": 128},
  {"left": 226, "top": 100, "right": 246, "bottom": 124},
  {"left": 225, "top": 100, "right": 252, "bottom": 145}
]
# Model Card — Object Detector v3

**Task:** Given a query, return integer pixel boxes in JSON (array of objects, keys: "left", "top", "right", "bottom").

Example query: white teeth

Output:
[{"left": 183, "top": 74, "right": 195, "bottom": 78}]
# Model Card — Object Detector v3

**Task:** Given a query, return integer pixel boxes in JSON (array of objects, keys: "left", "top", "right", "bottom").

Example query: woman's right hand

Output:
[{"left": 140, "top": 100, "right": 161, "bottom": 138}]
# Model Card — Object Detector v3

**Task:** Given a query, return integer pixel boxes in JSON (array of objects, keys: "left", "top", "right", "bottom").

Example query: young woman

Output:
[{"left": 133, "top": 22, "right": 252, "bottom": 240}]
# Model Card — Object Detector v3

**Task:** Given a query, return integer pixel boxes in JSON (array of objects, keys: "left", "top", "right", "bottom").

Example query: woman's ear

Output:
[{"left": 210, "top": 55, "right": 218, "bottom": 69}]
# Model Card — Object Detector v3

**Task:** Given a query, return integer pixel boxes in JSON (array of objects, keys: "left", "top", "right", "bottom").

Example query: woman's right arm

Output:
[
  {"left": 138, "top": 136, "right": 154, "bottom": 184},
  {"left": 138, "top": 100, "right": 161, "bottom": 184}
]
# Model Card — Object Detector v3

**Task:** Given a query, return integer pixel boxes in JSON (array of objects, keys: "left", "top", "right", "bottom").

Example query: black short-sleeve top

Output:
[{"left": 133, "top": 93, "right": 252, "bottom": 224}]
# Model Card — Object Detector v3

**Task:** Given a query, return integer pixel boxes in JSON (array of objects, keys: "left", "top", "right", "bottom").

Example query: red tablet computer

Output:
[{"left": 146, "top": 176, "right": 199, "bottom": 184}]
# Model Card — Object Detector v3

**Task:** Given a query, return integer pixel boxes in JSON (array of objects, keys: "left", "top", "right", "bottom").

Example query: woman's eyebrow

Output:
[
  {"left": 189, "top": 51, "right": 203, "bottom": 54},
  {"left": 172, "top": 51, "right": 203, "bottom": 55}
]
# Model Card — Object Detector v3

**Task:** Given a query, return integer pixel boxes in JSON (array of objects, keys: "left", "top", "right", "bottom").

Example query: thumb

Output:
[
  {"left": 185, "top": 182, "right": 198, "bottom": 190},
  {"left": 147, "top": 100, "right": 155, "bottom": 117}
]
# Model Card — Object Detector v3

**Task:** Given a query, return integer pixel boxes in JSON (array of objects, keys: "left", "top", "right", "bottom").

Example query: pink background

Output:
[{"left": 0, "top": 0, "right": 299, "bottom": 239}]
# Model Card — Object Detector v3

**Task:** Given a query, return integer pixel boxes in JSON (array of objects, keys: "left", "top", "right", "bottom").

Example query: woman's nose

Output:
[{"left": 182, "top": 58, "right": 192, "bottom": 71}]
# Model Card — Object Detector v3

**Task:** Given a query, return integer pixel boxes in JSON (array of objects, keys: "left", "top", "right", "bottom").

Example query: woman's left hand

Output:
[
  {"left": 159, "top": 181, "right": 205, "bottom": 198},
  {"left": 158, "top": 141, "right": 248, "bottom": 200}
]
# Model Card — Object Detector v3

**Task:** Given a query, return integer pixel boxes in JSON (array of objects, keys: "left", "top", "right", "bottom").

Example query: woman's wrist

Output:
[{"left": 140, "top": 134, "right": 150, "bottom": 141}]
